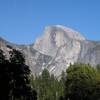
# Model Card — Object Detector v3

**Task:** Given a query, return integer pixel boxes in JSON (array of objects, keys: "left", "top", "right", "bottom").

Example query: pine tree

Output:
[
  {"left": 9, "top": 48, "right": 37, "bottom": 100},
  {"left": 64, "top": 63, "right": 100, "bottom": 100},
  {"left": 0, "top": 49, "right": 10, "bottom": 100}
]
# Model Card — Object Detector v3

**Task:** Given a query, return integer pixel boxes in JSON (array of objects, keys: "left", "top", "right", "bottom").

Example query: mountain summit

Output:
[
  {"left": 0, "top": 25, "right": 100, "bottom": 77},
  {"left": 34, "top": 25, "right": 85, "bottom": 56}
]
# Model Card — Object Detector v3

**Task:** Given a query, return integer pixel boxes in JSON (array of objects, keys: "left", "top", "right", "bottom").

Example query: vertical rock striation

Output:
[{"left": 0, "top": 25, "right": 100, "bottom": 77}]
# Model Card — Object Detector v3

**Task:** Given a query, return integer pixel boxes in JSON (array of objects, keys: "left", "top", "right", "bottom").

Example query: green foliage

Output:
[
  {"left": 0, "top": 49, "right": 10, "bottom": 100},
  {"left": 1, "top": 47, "right": 100, "bottom": 100},
  {"left": 0, "top": 49, "right": 37, "bottom": 100},
  {"left": 65, "top": 63, "right": 100, "bottom": 100},
  {"left": 31, "top": 69, "right": 65, "bottom": 100},
  {"left": 9, "top": 49, "right": 31, "bottom": 100},
  {"left": 96, "top": 64, "right": 100, "bottom": 72}
]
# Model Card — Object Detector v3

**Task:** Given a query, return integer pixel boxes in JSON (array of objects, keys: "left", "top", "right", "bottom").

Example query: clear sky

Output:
[{"left": 0, "top": 0, "right": 100, "bottom": 44}]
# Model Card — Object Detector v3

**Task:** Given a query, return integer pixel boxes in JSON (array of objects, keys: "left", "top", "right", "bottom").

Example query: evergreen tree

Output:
[
  {"left": 0, "top": 48, "right": 37, "bottom": 100},
  {"left": 9, "top": 48, "right": 36, "bottom": 100},
  {"left": 59, "top": 71, "right": 66, "bottom": 99},
  {"left": 0, "top": 49, "right": 10, "bottom": 100},
  {"left": 96, "top": 64, "right": 100, "bottom": 72},
  {"left": 64, "top": 63, "right": 100, "bottom": 100},
  {"left": 31, "top": 69, "right": 65, "bottom": 100}
]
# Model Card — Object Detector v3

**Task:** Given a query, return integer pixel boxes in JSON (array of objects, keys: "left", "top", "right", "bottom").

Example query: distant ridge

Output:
[{"left": 0, "top": 25, "right": 100, "bottom": 77}]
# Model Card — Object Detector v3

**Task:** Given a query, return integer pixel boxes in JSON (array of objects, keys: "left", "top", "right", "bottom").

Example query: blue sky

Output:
[{"left": 0, "top": 0, "right": 100, "bottom": 44}]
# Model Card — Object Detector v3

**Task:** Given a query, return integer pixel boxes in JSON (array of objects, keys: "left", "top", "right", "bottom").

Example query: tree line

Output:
[
  {"left": 0, "top": 47, "right": 100, "bottom": 100},
  {"left": 30, "top": 69, "right": 65, "bottom": 100},
  {"left": 0, "top": 48, "right": 37, "bottom": 100},
  {"left": 31, "top": 63, "right": 100, "bottom": 100}
]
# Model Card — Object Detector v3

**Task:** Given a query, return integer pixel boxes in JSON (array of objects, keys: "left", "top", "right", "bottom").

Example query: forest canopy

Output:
[{"left": 0, "top": 48, "right": 100, "bottom": 100}]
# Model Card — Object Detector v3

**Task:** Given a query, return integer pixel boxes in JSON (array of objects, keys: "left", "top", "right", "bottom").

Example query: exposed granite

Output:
[{"left": 0, "top": 25, "right": 100, "bottom": 77}]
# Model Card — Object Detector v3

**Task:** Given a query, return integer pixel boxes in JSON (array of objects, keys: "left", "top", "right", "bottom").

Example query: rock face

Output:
[
  {"left": 78, "top": 41, "right": 100, "bottom": 66},
  {"left": 0, "top": 25, "right": 100, "bottom": 77},
  {"left": 34, "top": 25, "right": 85, "bottom": 56}
]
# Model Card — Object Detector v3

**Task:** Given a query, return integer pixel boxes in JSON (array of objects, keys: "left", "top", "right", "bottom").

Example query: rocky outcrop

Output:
[
  {"left": 0, "top": 25, "right": 100, "bottom": 77},
  {"left": 78, "top": 40, "right": 100, "bottom": 66},
  {"left": 34, "top": 25, "right": 85, "bottom": 56},
  {"left": 0, "top": 37, "right": 52, "bottom": 75}
]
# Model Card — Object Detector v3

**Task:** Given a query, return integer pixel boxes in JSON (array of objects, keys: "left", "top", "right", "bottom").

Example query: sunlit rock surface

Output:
[{"left": 0, "top": 25, "right": 100, "bottom": 77}]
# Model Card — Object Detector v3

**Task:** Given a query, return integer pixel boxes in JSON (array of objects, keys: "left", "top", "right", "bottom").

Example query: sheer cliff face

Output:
[
  {"left": 0, "top": 25, "right": 100, "bottom": 77},
  {"left": 34, "top": 25, "right": 85, "bottom": 56},
  {"left": 78, "top": 41, "right": 100, "bottom": 66}
]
